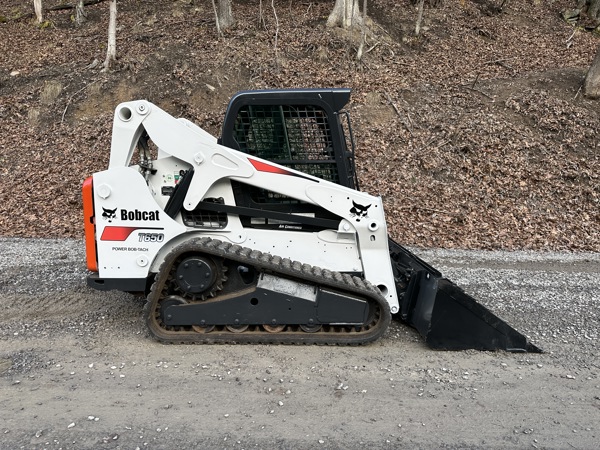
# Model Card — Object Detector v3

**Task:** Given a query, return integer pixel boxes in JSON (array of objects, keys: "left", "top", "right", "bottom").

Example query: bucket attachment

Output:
[{"left": 389, "top": 240, "right": 542, "bottom": 352}]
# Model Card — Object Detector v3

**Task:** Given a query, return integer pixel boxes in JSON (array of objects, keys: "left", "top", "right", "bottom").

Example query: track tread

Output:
[{"left": 145, "top": 237, "right": 391, "bottom": 345}]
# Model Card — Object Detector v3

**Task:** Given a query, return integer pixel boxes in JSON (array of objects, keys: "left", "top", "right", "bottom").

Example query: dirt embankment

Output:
[{"left": 0, "top": 0, "right": 599, "bottom": 251}]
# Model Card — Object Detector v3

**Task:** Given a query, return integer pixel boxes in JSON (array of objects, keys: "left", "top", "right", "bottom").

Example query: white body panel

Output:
[{"left": 93, "top": 101, "right": 400, "bottom": 313}]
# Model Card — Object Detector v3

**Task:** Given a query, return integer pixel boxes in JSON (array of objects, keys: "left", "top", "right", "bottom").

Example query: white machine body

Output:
[{"left": 87, "top": 101, "right": 399, "bottom": 314}]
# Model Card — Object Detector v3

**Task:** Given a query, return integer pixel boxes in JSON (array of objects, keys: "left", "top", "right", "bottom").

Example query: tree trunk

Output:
[
  {"left": 327, "top": 0, "right": 361, "bottom": 29},
  {"left": 34, "top": 0, "right": 43, "bottom": 23},
  {"left": 588, "top": 0, "right": 600, "bottom": 19},
  {"left": 584, "top": 45, "right": 600, "bottom": 98},
  {"left": 271, "top": 0, "right": 279, "bottom": 62},
  {"left": 217, "top": 0, "right": 234, "bottom": 30},
  {"left": 578, "top": 0, "right": 600, "bottom": 19},
  {"left": 258, "top": 0, "right": 265, "bottom": 29},
  {"left": 356, "top": 0, "right": 368, "bottom": 60},
  {"left": 102, "top": 0, "right": 117, "bottom": 71},
  {"left": 75, "top": 0, "right": 86, "bottom": 26},
  {"left": 415, "top": 0, "right": 425, "bottom": 35},
  {"left": 211, "top": 0, "right": 221, "bottom": 36}
]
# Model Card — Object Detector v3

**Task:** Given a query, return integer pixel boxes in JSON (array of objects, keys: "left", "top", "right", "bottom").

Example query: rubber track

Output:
[{"left": 145, "top": 237, "right": 391, "bottom": 345}]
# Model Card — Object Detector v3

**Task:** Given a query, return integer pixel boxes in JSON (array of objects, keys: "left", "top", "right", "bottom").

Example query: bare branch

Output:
[
  {"left": 383, "top": 91, "right": 414, "bottom": 136},
  {"left": 62, "top": 79, "right": 100, "bottom": 122}
]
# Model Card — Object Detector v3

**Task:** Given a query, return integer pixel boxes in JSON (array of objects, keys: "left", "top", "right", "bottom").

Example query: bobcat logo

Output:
[
  {"left": 102, "top": 207, "right": 117, "bottom": 223},
  {"left": 350, "top": 201, "right": 371, "bottom": 222}
]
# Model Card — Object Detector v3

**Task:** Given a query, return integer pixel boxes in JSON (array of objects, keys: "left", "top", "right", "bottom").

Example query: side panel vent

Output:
[{"left": 182, "top": 197, "right": 228, "bottom": 229}]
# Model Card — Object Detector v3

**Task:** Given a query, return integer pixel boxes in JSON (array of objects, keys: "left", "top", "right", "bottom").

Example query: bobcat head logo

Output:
[
  {"left": 350, "top": 201, "right": 371, "bottom": 222},
  {"left": 102, "top": 207, "right": 117, "bottom": 223}
]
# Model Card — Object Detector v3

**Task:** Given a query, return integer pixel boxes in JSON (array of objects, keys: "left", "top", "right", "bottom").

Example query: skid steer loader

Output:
[{"left": 82, "top": 89, "right": 541, "bottom": 351}]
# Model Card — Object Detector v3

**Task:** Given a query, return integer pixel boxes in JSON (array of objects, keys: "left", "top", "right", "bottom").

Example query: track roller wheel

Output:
[
  {"left": 192, "top": 325, "right": 215, "bottom": 333},
  {"left": 226, "top": 324, "right": 249, "bottom": 333},
  {"left": 300, "top": 324, "right": 322, "bottom": 333},
  {"left": 263, "top": 324, "right": 286, "bottom": 333}
]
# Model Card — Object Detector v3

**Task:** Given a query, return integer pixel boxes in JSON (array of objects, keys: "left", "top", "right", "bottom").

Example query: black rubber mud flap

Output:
[{"left": 401, "top": 271, "right": 542, "bottom": 352}]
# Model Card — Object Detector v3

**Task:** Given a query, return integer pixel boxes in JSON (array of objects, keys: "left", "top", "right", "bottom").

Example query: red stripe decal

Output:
[
  {"left": 249, "top": 159, "right": 292, "bottom": 175},
  {"left": 101, "top": 226, "right": 140, "bottom": 241}
]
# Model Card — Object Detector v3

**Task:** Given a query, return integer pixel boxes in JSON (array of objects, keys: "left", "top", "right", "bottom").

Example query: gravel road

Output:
[{"left": 0, "top": 238, "right": 598, "bottom": 449}]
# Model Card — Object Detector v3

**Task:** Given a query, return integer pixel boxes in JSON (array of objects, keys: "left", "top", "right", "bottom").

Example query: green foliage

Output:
[
  {"left": 37, "top": 20, "right": 53, "bottom": 29},
  {"left": 6, "top": 7, "right": 24, "bottom": 20}
]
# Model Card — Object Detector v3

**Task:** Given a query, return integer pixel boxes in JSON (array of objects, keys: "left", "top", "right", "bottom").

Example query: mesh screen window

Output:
[{"left": 233, "top": 105, "right": 339, "bottom": 183}]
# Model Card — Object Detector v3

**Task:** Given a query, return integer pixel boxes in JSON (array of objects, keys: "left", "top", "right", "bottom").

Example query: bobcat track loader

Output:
[{"left": 82, "top": 89, "right": 540, "bottom": 351}]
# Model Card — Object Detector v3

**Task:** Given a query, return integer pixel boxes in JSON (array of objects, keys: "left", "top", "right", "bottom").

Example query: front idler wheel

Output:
[{"left": 159, "top": 295, "right": 187, "bottom": 328}]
